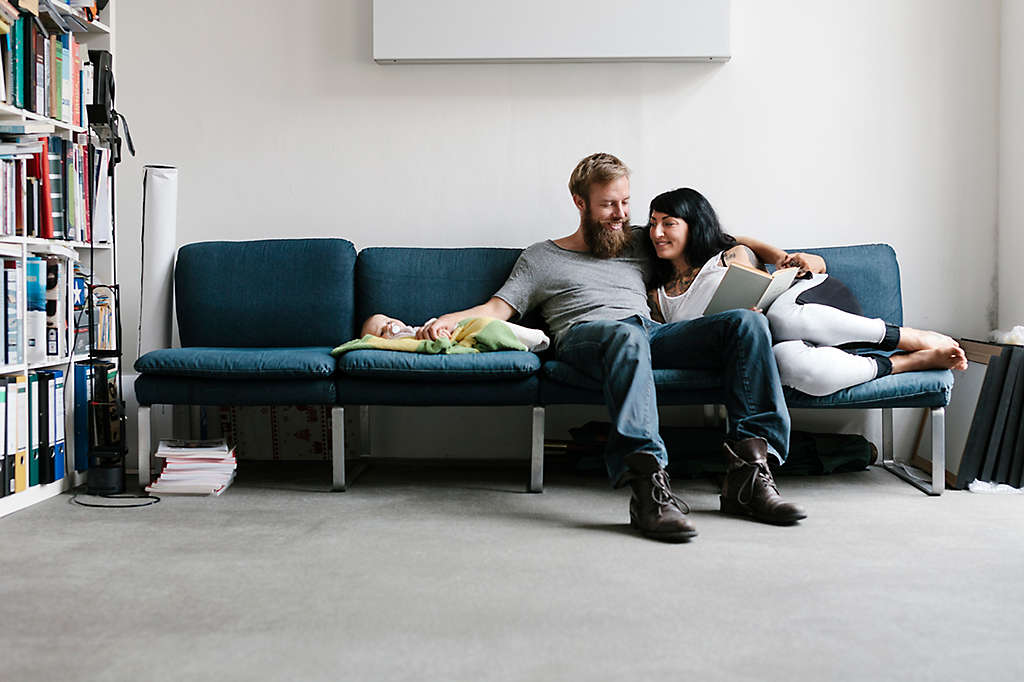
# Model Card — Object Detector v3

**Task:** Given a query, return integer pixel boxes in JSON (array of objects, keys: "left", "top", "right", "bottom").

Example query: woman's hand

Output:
[
  {"left": 416, "top": 314, "right": 459, "bottom": 340},
  {"left": 781, "top": 252, "right": 826, "bottom": 275}
]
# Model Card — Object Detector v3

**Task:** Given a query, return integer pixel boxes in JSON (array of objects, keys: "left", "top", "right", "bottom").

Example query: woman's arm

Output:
[
  {"left": 733, "top": 235, "right": 827, "bottom": 274},
  {"left": 648, "top": 289, "right": 665, "bottom": 323}
]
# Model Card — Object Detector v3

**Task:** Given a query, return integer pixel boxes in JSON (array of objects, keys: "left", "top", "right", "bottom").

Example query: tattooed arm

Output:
[
  {"left": 733, "top": 235, "right": 827, "bottom": 274},
  {"left": 720, "top": 244, "right": 761, "bottom": 269}
]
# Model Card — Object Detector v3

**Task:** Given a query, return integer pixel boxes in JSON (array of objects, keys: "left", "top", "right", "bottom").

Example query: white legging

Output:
[{"left": 766, "top": 275, "right": 888, "bottom": 396}]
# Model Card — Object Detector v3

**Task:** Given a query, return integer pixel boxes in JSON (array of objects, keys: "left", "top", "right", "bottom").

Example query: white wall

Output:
[
  {"left": 1001, "top": 0, "right": 1024, "bottom": 329},
  {"left": 114, "top": 0, "right": 1001, "bottom": 462}
]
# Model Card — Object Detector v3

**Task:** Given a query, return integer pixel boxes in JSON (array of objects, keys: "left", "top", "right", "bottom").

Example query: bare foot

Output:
[
  {"left": 891, "top": 346, "right": 968, "bottom": 374},
  {"left": 897, "top": 327, "right": 958, "bottom": 352}
]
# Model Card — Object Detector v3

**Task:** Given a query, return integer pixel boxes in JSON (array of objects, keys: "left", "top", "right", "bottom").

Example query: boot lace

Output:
[
  {"left": 651, "top": 470, "right": 691, "bottom": 514},
  {"left": 737, "top": 461, "right": 779, "bottom": 507}
]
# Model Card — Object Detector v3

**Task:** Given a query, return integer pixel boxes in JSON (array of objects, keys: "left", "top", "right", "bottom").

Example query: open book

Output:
[{"left": 703, "top": 264, "right": 800, "bottom": 316}]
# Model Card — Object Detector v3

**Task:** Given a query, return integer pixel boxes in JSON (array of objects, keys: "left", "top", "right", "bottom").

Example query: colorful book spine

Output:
[{"left": 51, "top": 369, "right": 65, "bottom": 482}]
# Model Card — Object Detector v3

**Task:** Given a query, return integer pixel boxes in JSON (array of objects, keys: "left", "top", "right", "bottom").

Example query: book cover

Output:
[
  {"left": 36, "top": 369, "right": 50, "bottom": 483},
  {"left": 71, "top": 34, "right": 79, "bottom": 127},
  {"left": 978, "top": 347, "right": 1022, "bottom": 482},
  {"left": 51, "top": 368, "right": 64, "bottom": 481},
  {"left": 956, "top": 349, "right": 1011, "bottom": 488},
  {"left": 13, "top": 374, "right": 26, "bottom": 492},
  {"left": 48, "top": 34, "right": 56, "bottom": 118},
  {"left": 11, "top": 14, "right": 20, "bottom": 108},
  {"left": 33, "top": 17, "right": 44, "bottom": 116},
  {"left": 73, "top": 361, "right": 91, "bottom": 471},
  {"left": 59, "top": 32, "right": 70, "bottom": 123},
  {"left": 28, "top": 371, "right": 37, "bottom": 486},
  {"left": 21, "top": 12, "right": 34, "bottom": 112}
]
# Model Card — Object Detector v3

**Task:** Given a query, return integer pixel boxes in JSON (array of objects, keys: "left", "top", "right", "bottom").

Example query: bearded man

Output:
[{"left": 419, "top": 153, "right": 806, "bottom": 543}]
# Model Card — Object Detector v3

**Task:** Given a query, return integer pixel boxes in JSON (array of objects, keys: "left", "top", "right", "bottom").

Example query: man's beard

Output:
[{"left": 582, "top": 209, "right": 633, "bottom": 259}]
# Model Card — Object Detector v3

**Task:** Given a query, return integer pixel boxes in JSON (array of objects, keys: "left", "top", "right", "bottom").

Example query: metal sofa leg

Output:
[
  {"left": 529, "top": 406, "right": 544, "bottom": 493},
  {"left": 359, "top": 405, "right": 371, "bottom": 458},
  {"left": 138, "top": 405, "right": 152, "bottom": 489},
  {"left": 331, "top": 406, "right": 346, "bottom": 492},
  {"left": 881, "top": 407, "right": 945, "bottom": 496}
]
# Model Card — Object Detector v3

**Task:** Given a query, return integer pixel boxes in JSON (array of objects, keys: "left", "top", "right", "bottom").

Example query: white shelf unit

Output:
[{"left": 0, "top": 2, "right": 118, "bottom": 519}]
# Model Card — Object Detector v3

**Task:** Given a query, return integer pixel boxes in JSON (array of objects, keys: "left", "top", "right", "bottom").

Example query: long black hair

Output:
[{"left": 646, "top": 187, "right": 736, "bottom": 288}]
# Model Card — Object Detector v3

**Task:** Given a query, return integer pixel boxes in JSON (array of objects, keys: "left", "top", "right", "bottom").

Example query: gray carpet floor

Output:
[{"left": 2, "top": 461, "right": 1022, "bottom": 682}]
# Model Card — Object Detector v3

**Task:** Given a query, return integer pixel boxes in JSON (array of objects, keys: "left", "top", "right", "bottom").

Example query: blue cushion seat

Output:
[
  {"left": 785, "top": 369, "right": 953, "bottom": 409},
  {"left": 338, "top": 350, "right": 541, "bottom": 382},
  {"left": 135, "top": 375, "right": 336, "bottom": 407},
  {"left": 135, "top": 347, "right": 337, "bottom": 378}
]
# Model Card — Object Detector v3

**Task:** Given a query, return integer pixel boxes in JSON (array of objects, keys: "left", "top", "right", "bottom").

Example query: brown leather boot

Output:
[
  {"left": 720, "top": 438, "right": 807, "bottom": 525},
  {"left": 625, "top": 454, "right": 698, "bottom": 542}
]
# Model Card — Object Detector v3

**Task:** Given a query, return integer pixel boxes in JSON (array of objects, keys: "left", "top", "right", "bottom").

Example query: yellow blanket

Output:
[{"left": 331, "top": 317, "right": 528, "bottom": 356}]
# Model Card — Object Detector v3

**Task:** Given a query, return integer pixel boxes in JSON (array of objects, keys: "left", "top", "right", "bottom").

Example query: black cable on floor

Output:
[{"left": 71, "top": 493, "right": 160, "bottom": 508}]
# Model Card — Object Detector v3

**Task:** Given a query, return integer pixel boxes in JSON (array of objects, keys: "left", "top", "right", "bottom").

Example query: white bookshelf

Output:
[{"left": 0, "top": 2, "right": 117, "bottom": 519}]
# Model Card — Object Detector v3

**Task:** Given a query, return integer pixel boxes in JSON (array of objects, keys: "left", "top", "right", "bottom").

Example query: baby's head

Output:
[{"left": 361, "top": 313, "right": 408, "bottom": 338}]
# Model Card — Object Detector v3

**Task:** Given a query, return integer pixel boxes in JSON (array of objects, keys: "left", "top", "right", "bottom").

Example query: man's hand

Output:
[{"left": 781, "top": 252, "right": 826, "bottom": 275}]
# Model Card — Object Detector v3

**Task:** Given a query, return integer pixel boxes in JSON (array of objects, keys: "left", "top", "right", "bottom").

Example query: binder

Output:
[
  {"left": 37, "top": 370, "right": 51, "bottom": 483},
  {"left": 28, "top": 372, "right": 38, "bottom": 486},
  {"left": 13, "top": 375, "right": 26, "bottom": 492},
  {"left": 73, "top": 362, "right": 92, "bottom": 472},
  {"left": 0, "top": 378, "right": 6, "bottom": 497},
  {"left": 5, "top": 376, "right": 15, "bottom": 495},
  {"left": 50, "top": 369, "right": 64, "bottom": 482}
]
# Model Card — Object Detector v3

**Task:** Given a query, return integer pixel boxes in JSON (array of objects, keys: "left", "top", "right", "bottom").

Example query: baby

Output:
[{"left": 360, "top": 313, "right": 549, "bottom": 351}]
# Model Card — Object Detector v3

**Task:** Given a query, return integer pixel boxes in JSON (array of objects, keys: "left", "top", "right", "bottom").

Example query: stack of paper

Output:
[{"left": 145, "top": 438, "right": 237, "bottom": 496}]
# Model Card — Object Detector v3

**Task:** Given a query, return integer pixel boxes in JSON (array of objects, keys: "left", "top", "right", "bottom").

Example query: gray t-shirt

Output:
[{"left": 495, "top": 228, "right": 653, "bottom": 345}]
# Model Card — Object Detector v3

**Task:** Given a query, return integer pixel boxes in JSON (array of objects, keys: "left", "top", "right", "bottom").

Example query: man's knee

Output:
[{"left": 721, "top": 308, "right": 771, "bottom": 339}]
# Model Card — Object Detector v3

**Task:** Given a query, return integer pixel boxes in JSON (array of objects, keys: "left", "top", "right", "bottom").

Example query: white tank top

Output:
[{"left": 656, "top": 252, "right": 728, "bottom": 322}]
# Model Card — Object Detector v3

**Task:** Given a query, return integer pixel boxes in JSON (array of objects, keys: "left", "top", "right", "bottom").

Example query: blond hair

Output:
[{"left": 568, "top": 153, "right": 631, "bottom": 201}]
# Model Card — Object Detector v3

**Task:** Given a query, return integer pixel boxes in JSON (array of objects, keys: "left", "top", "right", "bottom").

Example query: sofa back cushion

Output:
[
  {"left": 176, "top": 239, "right": 357, "bottom": 347},
  {"left": 792, "top": 244, "right": 903, "bottom": 326},
  {"left": 356, "top": 247, "right": 522, "bottom": 329}
]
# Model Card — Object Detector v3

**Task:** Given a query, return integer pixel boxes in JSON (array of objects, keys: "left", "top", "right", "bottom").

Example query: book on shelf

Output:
[
  {"left": 703, "top": 263, "right": 801, "bottom": 317},
  {"left": 24, "top": 255, "right": 44, "bottom": 362},
  {"left": 3, "top": 257, "right": 22, "bottom": 365},
  {"left": 0, "top": 378, "right": 6, "bottom": 495},
  {"left": 35, "top": 368, "right": 49, "bottom": 482}
]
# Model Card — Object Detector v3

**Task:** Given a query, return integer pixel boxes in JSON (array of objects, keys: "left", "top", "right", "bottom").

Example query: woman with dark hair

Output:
[{"left": 647, "top": 187, "right": 967, "bottom": 396}]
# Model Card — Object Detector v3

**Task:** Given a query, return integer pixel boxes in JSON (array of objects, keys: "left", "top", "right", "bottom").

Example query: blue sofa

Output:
[{"left": 134, "top": 239, "right": 953, "bottom": 495}]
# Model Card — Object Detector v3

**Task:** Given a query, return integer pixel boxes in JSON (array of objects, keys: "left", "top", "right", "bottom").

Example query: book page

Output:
[{"left": 756, "top": 267, "right": 800, "bottom": 310}]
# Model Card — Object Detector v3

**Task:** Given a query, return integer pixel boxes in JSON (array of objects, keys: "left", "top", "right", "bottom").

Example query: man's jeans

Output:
[{"left": 556, "top": 310, "right": 791, "bottom": 485}]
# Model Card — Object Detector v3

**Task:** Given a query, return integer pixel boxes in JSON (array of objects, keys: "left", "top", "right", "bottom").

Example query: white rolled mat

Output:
[{"left": 139, "top": 165, "right": 178, "bottom": 356}]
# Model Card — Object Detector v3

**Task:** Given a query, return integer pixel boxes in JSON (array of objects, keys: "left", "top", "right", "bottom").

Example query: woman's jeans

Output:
[{"left": 555, "top": 310, "right": 791, "bottom": 486}]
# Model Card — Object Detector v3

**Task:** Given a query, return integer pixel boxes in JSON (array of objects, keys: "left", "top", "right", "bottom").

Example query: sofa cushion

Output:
[
  {"left": 338, "top": 350, "right": 540, "bottom": 382},
  {"left": 175, "top": 239, "right": 357, "bottom": 347},
  {"left": 336, "top": 376, "right": 539, "bottom": 405},
  {"left": 784, "top": 369, "right": 953, "bottom": 409},
  {"left": 135, "top": 375, "right": 336, "bottom": 407},
  {"left": 355, "top": 247, "right": 522, "bottom": 327},
  {"left": 135, "top": 347, "right": 337, "bottom": 378},
  {"left": 784, "top": 244, "right": 902, "bottom": 325}
]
